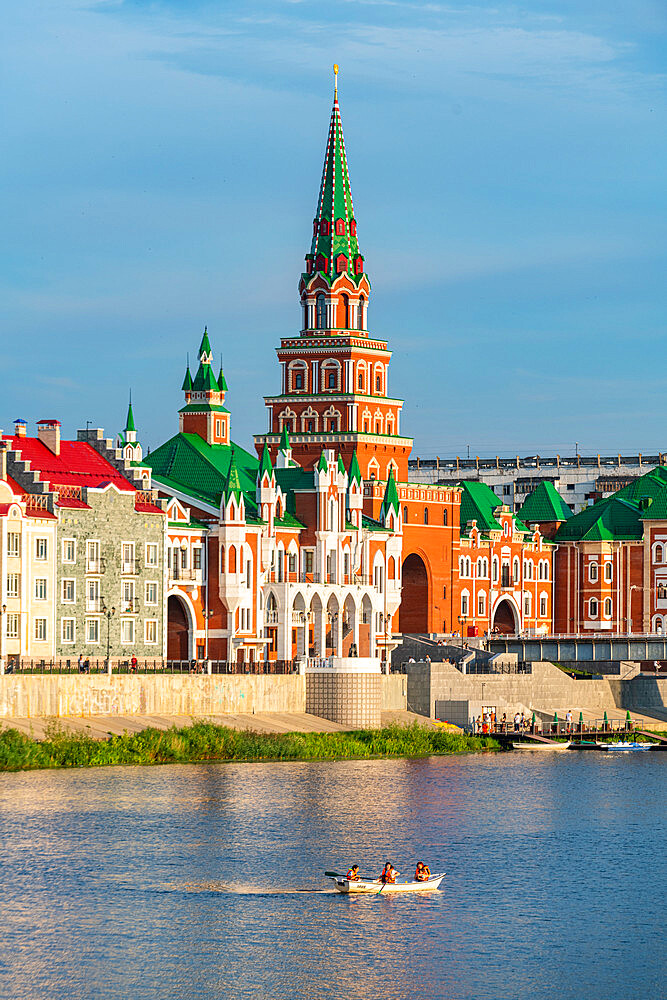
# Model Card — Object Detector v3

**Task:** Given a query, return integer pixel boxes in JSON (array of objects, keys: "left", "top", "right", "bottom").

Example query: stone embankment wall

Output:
[
  {"left": 0, "top": 674, "right": 408, "bottom": 721},
  {"left": 306, "top": 674, "right": 381, "bottom": 728},
  {"left": 406, "top": 660, "right": 667, "bottom": 720},
  {"left": 0, "top": 675, "right": 307, "bottom": 719}
]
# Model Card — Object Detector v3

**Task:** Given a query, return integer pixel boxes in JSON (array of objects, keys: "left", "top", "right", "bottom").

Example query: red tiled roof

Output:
[
  {"left": 5, "top": 475, "right": 24, "bottom": 497},
  {"left": 56, "top": 497, "right": 92, "bottom": 509},
  {"left": 24, "top": 509, "right": 57, "bottom": 520},
  {"left": 4, "top": 436, "right": 135, "bottom": 493},
  {"left": 134, "top": 501, "right": 164, "bottom": 515}
]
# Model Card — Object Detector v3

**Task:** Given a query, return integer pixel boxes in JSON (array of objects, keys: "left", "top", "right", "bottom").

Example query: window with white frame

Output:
[
  {"left": 35, "top": 538, "right": 48, "bottom": 561},
  {"left": 603, "top": 562, "right": 613, "bottom": 582},
  {"left": 62, "top": 579, "right": 75, "bottom": 603},
  {"left": 461, "top": 593, "right": 469, "bottom": 616},
  {"left": 145, "top": 619, "right": 158, "bottom": 644},
  {"left": 589, "top": 597, "right": 598, "bottom": 618},
  {"left": 62, "top": 538, "right": 76, "bottom": 563},
  {"left": 145, "top": 543, "right": 158, "bottom": 567},
  {"left": 492, "top": 558, "right": 499, "bottom": 583},
  {"left": 120, "top": 619, "right": 134, "bottom": 644},
  {"left": 589, "top": 561, "right": 598, "bottom": 583},
  {"left": 86, "top": 579, "right": 100, "bottom": 612},
  {"left": 86, "top": 540, "right": 100, "bottom": 572},
  {"left": 122, "top": 580, "right": 135, "bottom": 613},
  {"left": 86, "top": 618, "right": 99, "bottom": 643},
  {"left": 145, "top": 581, "right": 158, "bottom": 606},
  {"left": 7, "top": 532, "right": 20, "bottom": 557},
  {"left": 35, "top": 578, "right": 47, "bottom": 601},
  {"left": 34, "top": 618, "right": 47, "bottom": 641},
  {"left": 477, "top": 592, "right": 486, "bottom": 616},
  {"left": 6, "top": 614, "right": 19, "bottom": 639},
  {"left": 121, "top": 542, "right": 135, "bottom": 574},
  {"left": 61, "top": 618, "right": 76, "bottom": 644},
  {"left": 604, "top": 597, "right": 612, "bottom": 617},
  {"left": 524, "top": 594, "right": 532, "bottom": 617},
  {"left": 513, "top": 557, "right": 520, "bottom": 583},
  {"left": 193, "top": 547, "right": 202, "bottom": 570},
  {"left": 6, "top": 573, "right": 20, "bottom": 598},
  {"left": 540, "top": 595, "right": 548, "bottom": 618}
]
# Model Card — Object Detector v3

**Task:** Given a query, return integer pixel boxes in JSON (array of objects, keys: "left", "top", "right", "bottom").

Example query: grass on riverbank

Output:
[{"left": 0, "top": 721, "right": 499, "bottom": 772}]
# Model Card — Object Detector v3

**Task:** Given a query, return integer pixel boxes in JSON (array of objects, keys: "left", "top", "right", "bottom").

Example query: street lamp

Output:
[{"left": 101, "top": 600, "right": 116, "bottom": 673}]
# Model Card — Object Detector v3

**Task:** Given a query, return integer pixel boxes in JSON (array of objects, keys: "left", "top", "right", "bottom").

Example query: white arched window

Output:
[
  {"left": 604, "top": 597, "right": 612, "bottom": 618},
  {"left": 653, "top": 542, "right": 664, "bottom": 564},
  {"left": 588, "top": 561, "right": 598, "bottom": 583},
  {"left": 513, "top": 557, "right": 520, "bottom": 583},
  {"left": 460, "top": 590, "right": 469, "bottom": 617},
  {"left": 492, "top": 557, "right": 499, "bottom": 583},
  {"left": 589, "top": 597, "right": 598, "bottom": 619},
  {"left": 358, "top": 295, "right": 365, "bottom": 330},
  {"left": 524, "top": 593, "right": 532, "bottom": 617},
  {"left": 477, "top": 591, "right": 486, "bottom": 616},
  {"left": 603, "top": 561, "right": 613, "bottom": 582},
  {"left": 652, "top": 614, "right": 664, "bottom": 633}
]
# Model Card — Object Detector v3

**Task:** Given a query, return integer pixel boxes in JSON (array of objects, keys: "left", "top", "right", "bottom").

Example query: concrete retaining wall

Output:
[
  {"left": 306, "top": 674, "right": 381, "bottom": 728},
  {"left": 0, "top": 674, "right": 306, "bottom": 719},
  {"left": 381, "top": 674, "right": 407, "bottom": 711},
  {"left": 405, "top": 660, "right": 667, "bottom": 721}
]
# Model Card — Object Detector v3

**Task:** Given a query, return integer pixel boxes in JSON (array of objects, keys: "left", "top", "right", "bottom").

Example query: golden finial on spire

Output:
[{"left": 333, "top": 63, "right": 339, "bottom": 99}]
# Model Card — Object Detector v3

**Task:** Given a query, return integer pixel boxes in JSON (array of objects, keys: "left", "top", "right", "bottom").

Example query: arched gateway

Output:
[
  {"left": 492, "top": 598, "right": 519, "bottom": 635},
  {"left": 399, "top": 553, "right": 429, "bottom": 633},
  {"left": 167, "top": 594, "right": 191, "bottom": 659}
]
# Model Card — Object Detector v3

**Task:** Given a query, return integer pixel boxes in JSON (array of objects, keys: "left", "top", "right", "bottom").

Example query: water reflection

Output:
[{"left": 0, "top": 754, "right": 664, "bottom": 999}]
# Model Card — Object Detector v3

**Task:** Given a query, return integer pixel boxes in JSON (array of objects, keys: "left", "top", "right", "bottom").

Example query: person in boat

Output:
[
  {"left": 347, "top": 865, "right": 361, "bottom": 881},
  {"left": 379, "top": 861, "right": 398, "bottom": 884},
  {"left": 414, "top": 862, "right": 431, "bottom": 882}
]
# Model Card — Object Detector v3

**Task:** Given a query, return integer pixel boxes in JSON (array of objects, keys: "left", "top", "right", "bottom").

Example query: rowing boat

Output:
[{"left": 326, "top": 872, "right": 445, "bottom": 894}]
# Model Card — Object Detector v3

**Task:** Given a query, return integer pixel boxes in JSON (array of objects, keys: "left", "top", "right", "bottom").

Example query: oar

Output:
[{"left": 377, "top": 869, "right": 400, "bottom": 894}]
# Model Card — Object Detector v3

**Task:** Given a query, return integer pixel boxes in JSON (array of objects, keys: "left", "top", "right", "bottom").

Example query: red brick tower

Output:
[{"left": 255, "top": 68, "right": 413, "bottom": 482}]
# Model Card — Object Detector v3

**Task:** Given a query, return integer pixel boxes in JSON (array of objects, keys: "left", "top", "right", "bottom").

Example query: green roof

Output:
[
  {"left": 279, "top": 425, "right": 291, "bottom": 453},
  {"left": 348, "top": 449, "right": 361, "bottom": 486},
  {"left": 218, "top": 366, "right": 228, "bottom": 393},
  {"left": 258, "top": 444, "right": 273, "bottom": 483},
  {"left": 304, "top": 88, "right": 365, "bottom": 286},
  {"left": 459, "top": 481, "right": 505, "bottom": 533},
  {"left": 192, "top": 362, "right": 219, "bottom": 393},
  {"left": 380, "top": 467, "right": 399, "bottom": 521},
  {"left": 555, "top": 466, "right": 667, "bottom": 542},
  {"left": 519, "top": 481, "right": 572, "bottom": 523},
  {"left": 199, "top": 326, "right": 212, "bottom": 359},
  {"left": 317, "top": 450, "right": 329, "bottom": 473},
  {"left": 145, "top": 432, "right": 259, "bottom": 511},
  {"left": 181, "top": 365, "right": 193, "bottom": 392},
  {"left": 125, "top": 398, "right": 135, "bottom": 434}
]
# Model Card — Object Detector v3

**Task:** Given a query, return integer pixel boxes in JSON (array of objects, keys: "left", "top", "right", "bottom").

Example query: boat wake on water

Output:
[{"left": 177, "top": 881, "right": 337, "bottom": 895}]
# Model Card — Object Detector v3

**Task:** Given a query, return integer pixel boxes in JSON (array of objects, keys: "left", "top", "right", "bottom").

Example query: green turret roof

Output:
[
  {"left": 218, "top": 365, "right": 228, "bottom": 393},
  {"left": 337, "top": 453, "right": 346, "bottom": 475},
  {"left": 279, "top": 425, "right": 291, "bottom": 453},
  {"left": 125, "top": 398, "right": 136, "bottom": 434},
  {"left": 192, "top": 362, "right": 220, "bottom": 393},
  {"left": 348, "top": 449, "right": 361, "bottom": 486},
  {"left": 459, "top": 481, "right": 529, "bottom": 535},
  {"left": 258, "top": 444, "right": 273, "bottom": 483},
  {"left": 381, "top": 468, "right": 399, "bottom": 521},
  {"left": 555, "top": 466, "right": 667, "bottom": 542},
  {"left": 519, "top": 481, "right": 572, "bottom": 523},
  {"left": 305, "top": 81, "right": 364, "bottom": 284},
  {"left": 317, "top": 449, "right": 329, "bottom": 474},
  {"left": 225, "top": 449, "right": 242, "bottom": 501},
  {"left": 199, "top": 326, "right": 212, "bottom": 360},
  {"left": 181, "top": 365, "right": 193, "bottom": 392}
]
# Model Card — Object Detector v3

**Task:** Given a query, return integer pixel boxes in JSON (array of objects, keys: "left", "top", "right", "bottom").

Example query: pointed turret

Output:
[
  {"left": 303, "top": 67, "right": 365, "bottom": 284},
  {"left": 317, "top": 449, "right": 329, "bottom": 474},
  {"left": 337, "top": 453, "right": 346, "bottom": 475},
  {"left": 258, "top": 444, "right": 274, "bottom": 485},
  {"left": 116, "top": 393, "right": 143, "bottom": 461},
  {"left": 199, "top": 326, "right": 212, "bottom": 363},
  {"left": 179, "top": 330, "right": 230, "bottom": 446},
  {"left": 380, "top": 467, "right": 400, "bottom": 525},
  {"left": 348, "top": 449, "right": 361, "bottom": 487},
  {"left": 279, "top": 425, "right": 291, "bottom": 454},
  {"left": 225, "top": 450, "right": 242, "bottom": 502},
  {"left": 218, "top": 358, "right": 228, "bottom": 393},
  {"left": 181, "top": 362, "right": 193, "bottom": 392},
  {"left": 125, "top": 395, "right": 136, "bottom": 436}
]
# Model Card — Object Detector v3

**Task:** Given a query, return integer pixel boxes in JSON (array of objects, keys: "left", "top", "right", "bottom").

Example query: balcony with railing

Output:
[{"left": 171, "top": 566, "right": 202, "bottom": 583}]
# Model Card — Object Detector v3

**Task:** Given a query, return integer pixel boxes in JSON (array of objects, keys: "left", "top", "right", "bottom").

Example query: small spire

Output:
[
  {"left": 348, "top": 449, "right": 362, "bottom": 486},
  {"left": 125, "top": 392, "right": 136, "bottom": 433},
  {"left": 199, "top": 326, "right": 212, "bottom": 361},
  {"left": 337, "top": 453, "right": 345, "bottom": 475},
  {"left": 317, "top": 449, "right": 329, "bottom": 474},
  {"left": 279, "top": 425, "right": 291, "bottom": 454},
  {"left": 218, "top": 353, "right": 228, "bottom": 393},
  {"left": 333, "top": 62, "right": 338, "bottom": 101},
  {"left": 258, "top": 444, "right": 273, "bottom": 483},
  {"left": 381, "top": 467, "right": 399, "bottom": 522},
  {"left": 181, "top": 359, "right": 193, "bottom": 392},
  {"left": 225, "top": 449, "right": 242, "bottom": 500}
]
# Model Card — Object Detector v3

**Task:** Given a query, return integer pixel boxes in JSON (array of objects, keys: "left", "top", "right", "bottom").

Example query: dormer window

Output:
[
  {"left": 336, "top": 254, "right": 348, "bottom": 273},
  {"left": 320, "top": 219, "right": 329, "bottom": 236},
  {"left": 354, "top": 256, "right": 363, "bottom": 274},
  {"left": 335, "top": 218, "right": 345, "bottom": 235},
  {"left": 350, "top": 219, "right": 357, "bottom": 237},
  {"left": 312, "top": 219, "right": 318, "bottom": 236},
  {"left": 315, "top": 253, "right": 328, "bottom": 273}
]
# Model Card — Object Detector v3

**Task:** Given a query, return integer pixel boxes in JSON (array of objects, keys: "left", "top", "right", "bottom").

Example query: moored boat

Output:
[
  {"left": 512, "top": 741, "right": 571, "bottom": 751},
  {"left": 326, "top": 872, "right": 445, "bottom": 894},
  {"left": 598, "top": 741, "right": 654, "bottom": 752}
]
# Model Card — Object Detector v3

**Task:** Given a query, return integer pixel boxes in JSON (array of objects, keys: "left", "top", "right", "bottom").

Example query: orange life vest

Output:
[
  {"left": 381, "top": 866, "right": 396, "bottom": 884},
  {"left": 347, "top": 868, "right": 360, "bottom": 880},
  {"left": 415, "top": 865, "right": 431, "bottom": 881}
]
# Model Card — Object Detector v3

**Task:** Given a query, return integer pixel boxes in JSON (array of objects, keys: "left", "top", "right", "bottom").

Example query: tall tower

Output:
[
  {"left": 179, "top": 327, "right": 231, "bottom": 446},
  {"left": 255, "top": 68, "right": 413, "bottom": 482}
]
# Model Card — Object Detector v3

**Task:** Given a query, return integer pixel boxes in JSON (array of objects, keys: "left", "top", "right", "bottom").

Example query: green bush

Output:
[{"left": 0, "top": 720, "right": 499, "bottom": 772}]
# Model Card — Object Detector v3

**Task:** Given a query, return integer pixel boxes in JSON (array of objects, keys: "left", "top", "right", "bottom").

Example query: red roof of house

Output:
[
  {"left": 135, "top": 500, "right": 164, "bottom": 515},
  {"left": 4, "top": 436, "right": 136, "bottom": 493},
  {"left": 5, "top": 475, "right": 24, "bottom": 497}
]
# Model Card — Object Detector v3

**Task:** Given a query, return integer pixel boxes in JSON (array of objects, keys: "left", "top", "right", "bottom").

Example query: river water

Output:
[{"left": 0, "top": 752, "right": 664, "bottom": 999}]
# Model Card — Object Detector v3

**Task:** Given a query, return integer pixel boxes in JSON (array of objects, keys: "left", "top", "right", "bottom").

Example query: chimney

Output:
[
  {"left": 0, "top": 440, "right": 7, "bottom": 480},
  {"left": 37, "top": 419, "right": 61, "bottom": 456},
  {"left": 14, "top": 418, "right": 27, "bottom": 438}
]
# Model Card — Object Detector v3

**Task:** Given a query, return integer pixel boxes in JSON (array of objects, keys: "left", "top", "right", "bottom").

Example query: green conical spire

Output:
[
  {"left": 317, "top": 449, "right": 329, "bottom": 474},
  {"left": 381, "top": 467, "right": 399, "bottom": 521},
  {"left": 348, "top": 449, "right": 361, "bottom": 486},
  {"left": 305, "top": 75, "right": 364, "bottom": 282},
  {"left": 225, "top": 450, "right": 242, "bottom": 501},
  {"left": 181, "top": 363, "right": 193, "bottom": 392},
  {"left": 258, "top": 444, "right": 273, "bottom": 483},
  {"left": 337, "top": 453, "right": 346, "bottom": 475},
  {"left": 125, "top": 394, "right": 135, "bottom": 434},
  {"left": 279, "top": 425, "right": 291, "bottom": 453},
  {"left": 199, "top": 326, "right": 212, "bottom": 360},
  {"left": 218, "top": 356, "right": 228, "bottom": 393}
]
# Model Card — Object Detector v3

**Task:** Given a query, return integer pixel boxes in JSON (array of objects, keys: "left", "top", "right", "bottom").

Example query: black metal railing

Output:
[{"left": 3, "top": 658, "right": 299, "bottom": 675}]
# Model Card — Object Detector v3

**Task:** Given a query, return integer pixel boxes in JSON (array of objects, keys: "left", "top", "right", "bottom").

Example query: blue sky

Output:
[{"left": 1, "top": 0, "right": 665, "bottom": 460}]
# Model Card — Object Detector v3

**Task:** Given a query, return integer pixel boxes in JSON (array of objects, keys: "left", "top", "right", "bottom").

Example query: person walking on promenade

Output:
[
  {"left": 513, "top": 711, "right": 521, "bottom": 732},
  {"left": 566, "top": 709, "right": 573, "bottom": 734}
]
